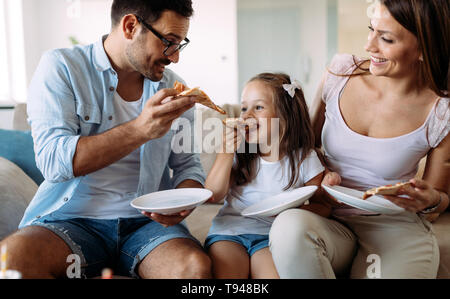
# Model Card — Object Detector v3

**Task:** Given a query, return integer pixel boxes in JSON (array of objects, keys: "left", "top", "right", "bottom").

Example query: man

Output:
[{"left": 0, "top": 0, "right": 212, "bottom": 279}]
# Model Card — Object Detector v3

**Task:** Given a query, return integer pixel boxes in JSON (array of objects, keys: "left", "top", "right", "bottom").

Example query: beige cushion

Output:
[
  {"left": 0, "top": 157, "right": 38, "bottom": 240},
  {"left": 186, "top": 204, "right": 221, "bottom": 245},
  {"left": 12, "top": 103, "right": 31, "bottom": 131}
]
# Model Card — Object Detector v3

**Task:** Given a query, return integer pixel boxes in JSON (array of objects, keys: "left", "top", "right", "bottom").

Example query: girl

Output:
[{"left": 204, "top": 73, "right": 330, "bottom": 279}]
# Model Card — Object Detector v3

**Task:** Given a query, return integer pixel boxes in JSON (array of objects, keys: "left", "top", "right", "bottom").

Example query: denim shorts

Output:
[
  {"left": 30, "top": 217, "right": 200, "bottom": 278},
  {"left": 204, "top": 234, "right": 269, "bottom": 257}
]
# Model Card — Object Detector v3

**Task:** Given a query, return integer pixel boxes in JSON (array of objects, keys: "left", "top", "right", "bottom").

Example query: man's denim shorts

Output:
[
  {"left": 204, "top": 234, "right": 269, "bottom": 256},
  {"left": 30, "top": 217, "right": 200, "bottom": 278}
]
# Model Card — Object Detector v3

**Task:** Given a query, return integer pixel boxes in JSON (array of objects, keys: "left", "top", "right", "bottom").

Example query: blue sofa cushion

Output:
[{"left": 0, "top": 129, "right": 44, "bottom": 185}]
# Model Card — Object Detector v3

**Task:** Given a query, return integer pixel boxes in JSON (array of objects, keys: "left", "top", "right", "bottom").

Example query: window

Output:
[
  {"left": 0, "top": 0, "right": 10, "bottom": 102},
  {"left": 0, "top": 0, "right": 27, "bottom": 104}
]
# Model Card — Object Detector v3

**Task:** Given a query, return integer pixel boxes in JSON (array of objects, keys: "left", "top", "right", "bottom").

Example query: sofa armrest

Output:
[{"left": 13, "top": 103, "right": 31, "bottom": 131}]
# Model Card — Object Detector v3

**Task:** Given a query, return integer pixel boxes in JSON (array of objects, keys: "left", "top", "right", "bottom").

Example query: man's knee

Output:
[
  {"left": 179, "top": 249, "right": 212, "bottom": 279},
  {"left": 0, "top": 226, "right": 72, "bottom": 278},
  {"left": 139, "top": 239, "right": 212, "bottom": 279}
]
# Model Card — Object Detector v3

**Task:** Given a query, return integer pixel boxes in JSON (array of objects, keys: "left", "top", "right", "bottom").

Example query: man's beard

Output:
[{"left": 125, "top": 43, "right": 170, "bottom": 82}]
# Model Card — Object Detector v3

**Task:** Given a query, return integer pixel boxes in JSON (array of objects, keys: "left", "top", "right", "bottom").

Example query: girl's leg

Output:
[
  {"left": 250, "top": 248, "right": 279, "bottom": 279},
  {"left": 208, "top": 241, "right": 250, "bottom": 279}
]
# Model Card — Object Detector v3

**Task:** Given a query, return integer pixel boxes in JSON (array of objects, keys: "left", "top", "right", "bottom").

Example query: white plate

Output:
[
  {"left": 321, "top": 185, "right": 405, "bottom": 215},
  {"left": 131, "top": 188, "right": 213, "bottom": 215},
  {"left": 241, "top": 186, "right": 318, "bottom": 217}
]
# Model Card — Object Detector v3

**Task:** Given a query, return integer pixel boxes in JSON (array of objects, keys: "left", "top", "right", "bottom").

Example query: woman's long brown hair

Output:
[
  {"left": 336, "top": 0, "right": 449, "bottom": 97},
  {"left": 232, "top": 73, "right": 316, "bottom": 191}
]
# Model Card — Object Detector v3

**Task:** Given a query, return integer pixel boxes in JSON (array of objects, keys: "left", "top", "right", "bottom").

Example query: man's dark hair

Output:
[{"left": 111, "top": 0, "right": 194, "bottom": 27}]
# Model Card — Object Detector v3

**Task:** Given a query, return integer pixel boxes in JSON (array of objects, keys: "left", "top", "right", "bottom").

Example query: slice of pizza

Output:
[
  {"left": 173, "top": 81, "right": 226, "bottom": 115},
  {"left": 222, "top": 118, "right": 245, "bottom": 128},
  {"left": 222, "top": 118, "right": 259, "bottom": 133},
  {"left": 174, "top": 80, "right": 187, "bottom": 94},
  {"left": 362, "top": 182, "right": 413, "bottom": 200}
]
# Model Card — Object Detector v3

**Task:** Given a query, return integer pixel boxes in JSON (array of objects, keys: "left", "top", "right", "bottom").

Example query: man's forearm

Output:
[
  {"left": 176, "top": 180, "right": 204, "bottom": 189},
  {"left": 72, "top": 119, "right": 148, "bottom": 177}
]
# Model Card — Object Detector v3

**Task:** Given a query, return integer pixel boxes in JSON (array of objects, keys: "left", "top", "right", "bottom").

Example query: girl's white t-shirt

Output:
[
  {"left": 322, "top": 54, "right": 450, "bottom": 216},
  {"left": 207, "top": 150, "right": 325, "bottom": 237}
]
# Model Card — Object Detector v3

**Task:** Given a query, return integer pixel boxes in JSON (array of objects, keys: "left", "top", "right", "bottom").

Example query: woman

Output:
[{"left": 269, "top": 0, "right": 449, "bottom": 279}]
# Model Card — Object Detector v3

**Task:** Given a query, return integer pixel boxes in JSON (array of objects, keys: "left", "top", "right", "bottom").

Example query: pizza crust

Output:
[
  {"left": 222, "top": 118, "right": 259, "bottom": 133},
  {"left": 362, "top": 182, "right": 413, "bottom": 199},
  {"left": 173, "top": 81, "right": 226, "bottom": 115},
  {"left": 222, "top": 118, "right": 245, "bottom": 128}
]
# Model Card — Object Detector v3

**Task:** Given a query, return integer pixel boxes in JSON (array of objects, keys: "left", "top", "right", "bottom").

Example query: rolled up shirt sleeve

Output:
[
  {"left": 27, "top": 50, "right": 81, "bottom": 183},
  {"left": 169, "top": 152, "right": 206, "bottom": 188}
]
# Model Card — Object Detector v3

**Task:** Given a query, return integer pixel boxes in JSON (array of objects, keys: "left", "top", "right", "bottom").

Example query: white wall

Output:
[
  {"left": 2, "top": 0, "right": 27, "bottom": 103},
  {"left": 237, "top": 0, "right": 330, "bottom": 106},
  {"left": 0, "top": 0, "right": 11, "bottom": 102},
  {"left": 338, "top": 0, "right": 370, "bottom": 58},
  {"left": 0, "top": 0, "right": 377, "bottom": 128},
  {"left": 22, "top": 0, "right": 113, "bottom": 88},
  {"left": 298, "top": 0, "right": 330, "bottom": 105},
  {"left": 170, "top": 0, "right": 239, "bottom": 105},
  {"left": 21, "top": 0, "right": 239, "bottom": 105},
  {"left": 18, "top": 0, "right": 342, "bottom": 108}
]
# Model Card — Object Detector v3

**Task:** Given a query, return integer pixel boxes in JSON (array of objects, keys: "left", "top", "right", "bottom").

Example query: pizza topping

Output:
[{"left": 362, "top": 182, "right": 413, "bottom": 200}]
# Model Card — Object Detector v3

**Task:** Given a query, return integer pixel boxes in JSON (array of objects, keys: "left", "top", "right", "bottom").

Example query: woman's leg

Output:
[
  {"left": 208, "top": 241, "right": 250, "bottom": 279},
  {"left": 269, "top": 209, "right": 357, "bottom": 278},
  {"left": 341, "top": 213, "right": 440, "bottom": 279},
  {"left": 250, "top": 248, "right": 279, "bottom": 279}
]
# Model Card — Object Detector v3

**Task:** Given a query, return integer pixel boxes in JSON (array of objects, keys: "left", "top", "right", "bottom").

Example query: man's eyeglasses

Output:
[{"left": 136, "top": 16, "right": 190, "bottom": 56}]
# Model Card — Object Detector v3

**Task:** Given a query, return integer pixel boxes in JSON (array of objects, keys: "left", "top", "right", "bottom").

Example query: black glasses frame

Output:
[{"left": 136, "top": 16, "right": 190, "bottom": 56}]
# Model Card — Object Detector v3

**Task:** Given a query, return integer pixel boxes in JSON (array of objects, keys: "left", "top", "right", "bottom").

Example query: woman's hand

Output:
[
  {"left": 322, "top": 172, "right": 342, "bottom": 186},
  {"left": 320, "top": 172, "right": 347, "bottom": 207},
  {"left": 383, "top": 179, "right": 442, "bottom": 214}
]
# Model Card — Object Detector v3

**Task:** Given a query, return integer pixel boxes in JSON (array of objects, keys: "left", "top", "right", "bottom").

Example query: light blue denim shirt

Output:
[{"left": 19, "top": 36, "right": 206, "bottom": 228}]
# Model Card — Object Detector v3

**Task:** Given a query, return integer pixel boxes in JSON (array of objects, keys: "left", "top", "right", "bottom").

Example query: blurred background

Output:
[{"left": 0, "top": 0, "right": 371, "bottom": 128}]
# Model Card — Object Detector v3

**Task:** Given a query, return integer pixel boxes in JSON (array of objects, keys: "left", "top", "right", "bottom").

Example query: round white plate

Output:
[
  {"left": 321, "top": 185, "right": 405, "bottom": 215},
  {"left": 241, "top": 186, "right": 318, "bottom": 217},
  {"left": 131, "top": 188, "right": 213, "bottom": 215}
]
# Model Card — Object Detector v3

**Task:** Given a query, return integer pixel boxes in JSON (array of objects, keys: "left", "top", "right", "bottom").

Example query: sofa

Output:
[{"left": 0, "top": 103, "right": 449, "bottom": 278}]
